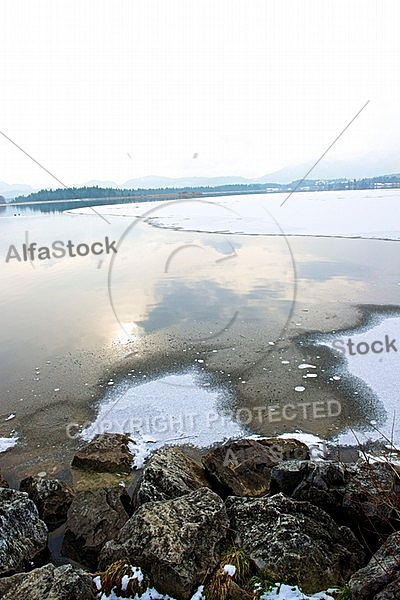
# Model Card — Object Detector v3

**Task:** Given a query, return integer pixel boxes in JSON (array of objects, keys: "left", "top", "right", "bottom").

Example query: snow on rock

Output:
[{"left": 223, "top": 564, "right": 236, "bottom": 577}]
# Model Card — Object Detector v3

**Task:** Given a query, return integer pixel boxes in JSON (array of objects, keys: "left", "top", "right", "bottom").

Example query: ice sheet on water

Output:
[{"left": 67, "top": 190, "right": 400, "bottom": 240}]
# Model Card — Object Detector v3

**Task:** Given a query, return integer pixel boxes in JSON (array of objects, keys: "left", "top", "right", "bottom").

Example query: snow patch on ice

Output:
[
  {"left": 0, "top": 435, "right": 18, "bottom": 453},
  {"left": 81, "top": 371, "right": 245, "bottom": 468},
  {"left": 318, "top": 315, "right": 400, "bottom": 447}
]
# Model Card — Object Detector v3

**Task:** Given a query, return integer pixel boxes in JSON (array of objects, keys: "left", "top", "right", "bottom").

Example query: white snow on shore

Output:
[
  {"left": 261, "top": 584, "right": 336, "bottom": 599},
  {"left": 0, "top": 435, "right": 18, "bottom": 453},
  {"left": 67, "top": 189, "right": 400, "bottom": 240},
  {"left": 318, "top": 315, "right": 400, "bottom": 447}
]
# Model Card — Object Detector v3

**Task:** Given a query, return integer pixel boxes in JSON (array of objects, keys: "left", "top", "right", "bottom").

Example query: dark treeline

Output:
[
  {"left": 10, "top": 173, "right": 400, "bottom": 204},
  {"left": 12, "top": 183, "right": 275, "bottom": 204}
]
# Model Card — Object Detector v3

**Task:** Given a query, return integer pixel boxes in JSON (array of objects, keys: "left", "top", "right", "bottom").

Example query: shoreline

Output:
[{"left": 1, "top": 432, "right": 400, "bottom": 599}]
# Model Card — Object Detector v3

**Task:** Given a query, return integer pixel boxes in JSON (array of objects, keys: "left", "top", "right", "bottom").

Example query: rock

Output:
[
  {"left": 0, "top": 487, "right": 48, "bottom": 575},
  {"left": 99, "top": 487, "right": 230, "bottom": 600},
  {"left": 349, "top": 531, "right": 400, "bottom": 599},
  {"left": 71, "top": 433, "right": 134, "bottom": 474},
  {"left": 203, "top": 437, "right": 309, "bottom": 497},
  {"left": 0, "top": 473, "right": 9, "bottom": 488},
  {"left": 227, "top": 580, "right": 255, "bottom": 600},
  {"left": 62, "top": 486, "right": 130, "bottom": 570},
  {"left": 19, "top": 476, "right": 75, "bottom": 530},
  {"left": 0, "top": 563, "right": 97, "bottom": 600},
  {"left": 270, "top": 460, "right": 310, "bottom": 496},
  {"left": 271, "top": 460, "right": 400, "bottom": 551},
  {"left": 226, "top": 492, "right": 366, "bottom": 594},
  {"left": 257, "top": 437, "right": 310, "bottom": 460},
  {"left": 132, "top": 446, "right": 210, "bottom": 509},
  {"left": 342, "top": 462, "right": 400, "bottom": 548}
]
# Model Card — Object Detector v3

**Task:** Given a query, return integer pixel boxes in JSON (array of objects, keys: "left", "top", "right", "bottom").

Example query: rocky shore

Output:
[{"left": 1, "top": 432, "right": 400, "bottom": 599}]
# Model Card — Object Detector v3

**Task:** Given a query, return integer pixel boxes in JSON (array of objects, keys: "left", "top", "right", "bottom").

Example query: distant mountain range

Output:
[
  {"left": 0, "top": 182, "right": 36, "bottom": 198},
  {"left": 1, "top": 153, "right": 400, "bottom": 198},
  {"left": 262, "top": 153, "right": 400, "bottom": 184}
]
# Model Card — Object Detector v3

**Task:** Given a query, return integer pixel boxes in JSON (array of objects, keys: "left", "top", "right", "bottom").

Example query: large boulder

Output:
[
  {"left": 348, "top": 531, "right": 400, "bottom": 600},
  {"left": 132, "top": 446, "right": 210, "bottom": 509},
  {"left": 203, "top": 437, "right": 309, "bottom": 497},
  {"left": 0, "top": 563, "right": 97, "bottom": 600},
  {"left": 270, "top": 460, "right": 400, "bottom": 550},
  {"left": 19, "top": 476, "right": 75, "bottom": 530},
  {"left": 62, "top": 486, "right": 130, "bottom": 570},
  {"left": 0, "top": 488, "right": 48, "bottom": 575},
  {"left": 226, "top": 492, "right": 366, "bottom": 594},
  {"left": 99, "top": 487, "right": 230, "bottom": 600},
  {"left": 71, "top": 433, "right": 134, "bottom": 474},
  {"left": 270, "top": 460, "right": 347, "bottom": 510}
]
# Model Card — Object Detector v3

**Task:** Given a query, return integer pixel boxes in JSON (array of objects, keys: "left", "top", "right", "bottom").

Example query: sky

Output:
[{"left": 1, "top": 0, "right": 400, "bottom": 188}]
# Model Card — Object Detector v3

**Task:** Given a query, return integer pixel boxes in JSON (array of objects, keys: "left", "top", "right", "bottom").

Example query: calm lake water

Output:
[{"left": 0, "top": 193, "right": 399, "bottom": 481}]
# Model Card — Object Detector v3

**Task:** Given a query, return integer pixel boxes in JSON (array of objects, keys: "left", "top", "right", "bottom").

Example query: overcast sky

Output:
[{"left": 1, "top": 0, "right": 399, "bottom": 187}]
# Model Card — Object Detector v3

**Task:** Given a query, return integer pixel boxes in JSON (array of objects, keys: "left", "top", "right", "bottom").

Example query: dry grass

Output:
[
  {"left": 203, "top": 546, "right": 251, "bottom": 599},
  {"left": 92, "top": 559, "right": 151, "bottom": 598},
  {"left": 203, "top": 546, "right": 276, "bottom": 599}
]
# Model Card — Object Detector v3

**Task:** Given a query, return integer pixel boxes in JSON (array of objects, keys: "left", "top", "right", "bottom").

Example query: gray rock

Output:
[
  {"left": 270, "top": 460, "right": 310, "bottom": 495},
  {"left": 0, "top": 473, "right": 9, "bottom": 488},
  {"left": 0, "top": 487, "right": 48, "bottom": 575},
  {"left": 62, "top": 486, "right": 130, "bottom": 570},
  {"left": 271, "top": 460, "right": 348, "bottom": 516},
  {"left": 132, "top": 446, "right": 210, "bottom": 509},
  {"left": 203, "top": 438, "right": 309, "bottom": 497},
  {"left": 0, "top": 563, "right": 97, "bottom": 600},
  {"left": 349, "top": 531, "right": 400, "bottom": 599},
  {"left": 19, "top": 476, "right": 75, "bottom": 530},
  {"left": 71, "top": 433, "right": 134, "bottom": 473},
  {"left": 271, "top": 460, "right": 400, "bottom": 550},
  {"left": 99, "top": 487, "right": 230, "bottom": 600},
  {"left": 226, "top": 492, "right": 366, "bottom": 594}
]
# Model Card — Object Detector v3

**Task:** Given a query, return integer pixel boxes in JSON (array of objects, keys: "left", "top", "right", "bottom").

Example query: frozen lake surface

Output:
[
  {"left": 69, "top": 189, "right": 400, "bottom": 240},
  {"left": 317, "top": 314, "right": 400, "bottom": 447}
]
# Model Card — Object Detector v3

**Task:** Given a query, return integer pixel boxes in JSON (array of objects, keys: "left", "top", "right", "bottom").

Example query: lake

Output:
[{"left": 1, "top": 189, "right": 399, "bottom": 481}]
